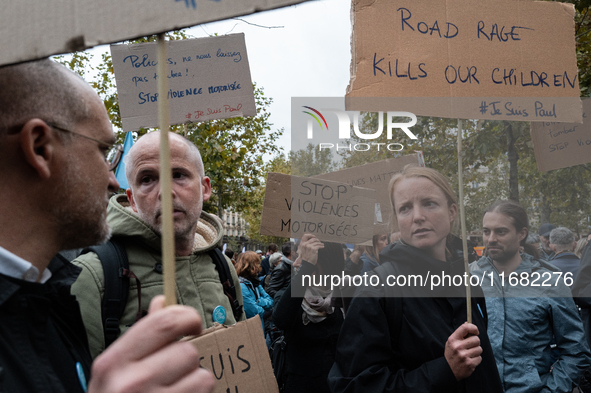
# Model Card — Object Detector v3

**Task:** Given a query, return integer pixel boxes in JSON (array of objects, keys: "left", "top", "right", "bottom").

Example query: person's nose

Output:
[
  {"left": 412, "top": 204, "right": 425, "bottom": 223},
  {"left": 157, "top": 181, "right": 178, "bottom": 201},
  {"left": 108, "top": 171, "right": 120, "bottom": 194},
  {"left": 485, "top": 232, "right": 496, "bottom": 245}
]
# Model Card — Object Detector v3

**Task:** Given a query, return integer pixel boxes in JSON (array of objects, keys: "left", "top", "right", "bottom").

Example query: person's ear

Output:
[
  {"left": 19, "top": 119, "right": 56, "bottom": 179},
  {"left": 448, "top": 203, "right": 458, "bottom": 223},
  {"left": 126, "top": 188, "right": 139, "bottom": 213},
  {"left": 518, "top": 228, "right": 528, "bottom": 244},
  {"left": 201, "top": 176, "right": 212, "bottom": 202}
]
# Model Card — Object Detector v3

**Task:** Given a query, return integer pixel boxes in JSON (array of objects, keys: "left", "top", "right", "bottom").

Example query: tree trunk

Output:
[
  {"left": 217, "top": 185, "right": 224, "bottom": 219},
  {"left": 505, "top": 121, "right": 519, "bottom": 202},
  {"left": 540, "top": 194, "right": 552, "bottom": 224}
]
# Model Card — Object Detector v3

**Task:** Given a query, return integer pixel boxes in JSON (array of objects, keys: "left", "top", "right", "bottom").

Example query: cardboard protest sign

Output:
[
  {"left": 260, "top": 173, "right": 375, "bottom": 243},
  {"left": 187, "top": 317, "right": 278, "bottom": 393},
  {"left": 314, "top": 153, "right": 424, "bottom": 231},
  {"left": 346, "top": 0, "right": 581, "bottom": 123},
  {"left": 530, "top": 98, "right": 591, "bottom": 172},
  {"left": 111, "top": 34, "right": 255, "bottom": 131},
  {"left": 0, "top": 0, "right": 309, "bottom": 67}
]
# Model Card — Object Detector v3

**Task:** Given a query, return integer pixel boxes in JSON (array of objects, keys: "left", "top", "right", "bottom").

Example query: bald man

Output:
[
  {"left": 0, "top": 59, "right": 214, "bottom": 393},
  {"left": 72, "top": 131, "right": 244, "bottom": 358}
]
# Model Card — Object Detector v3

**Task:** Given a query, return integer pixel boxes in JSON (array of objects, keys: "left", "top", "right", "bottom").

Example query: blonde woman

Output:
[{"left": 329, "top": 166, "right": 502, "bottom": 392}]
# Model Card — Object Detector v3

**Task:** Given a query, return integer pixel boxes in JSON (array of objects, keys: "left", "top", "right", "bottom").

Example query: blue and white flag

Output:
[{"left": 115, "top": 131, "right": 134, "bottom": 190}]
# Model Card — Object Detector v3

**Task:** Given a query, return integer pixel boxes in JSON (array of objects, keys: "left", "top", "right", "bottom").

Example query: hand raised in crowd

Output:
[
  {"left": 349, "top": 245, "right": 364, "bottom": 265},
  {"left": 298, "top": 233, "right": 325, "bottom": 266},
  {"left": 444, "top": 323, "right": 483, "bottom": 381},
  {"left": 88, "top": 295, "right": 215, "bottom": 393}
]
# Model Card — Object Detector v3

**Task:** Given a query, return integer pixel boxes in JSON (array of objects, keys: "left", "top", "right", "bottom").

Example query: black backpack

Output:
[{"left": 80, "top": 240, "right": 243, "bottom": 348}]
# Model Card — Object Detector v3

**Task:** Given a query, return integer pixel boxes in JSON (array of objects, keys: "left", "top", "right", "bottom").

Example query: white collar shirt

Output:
[{"left": 0, "top": 245, "right": 52, "bottom": 283}]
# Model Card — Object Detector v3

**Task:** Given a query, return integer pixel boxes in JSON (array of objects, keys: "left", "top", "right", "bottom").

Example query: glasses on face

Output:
[{"left": 46, "top": 122, "right": 124, "bottom": 172}]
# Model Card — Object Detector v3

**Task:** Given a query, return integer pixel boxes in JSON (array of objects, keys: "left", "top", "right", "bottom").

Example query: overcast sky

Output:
[{"left": 188, "top": 0, "right": 351, "bottom": 153}]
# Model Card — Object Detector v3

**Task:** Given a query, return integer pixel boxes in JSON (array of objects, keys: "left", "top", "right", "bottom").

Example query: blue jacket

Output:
[
  {"left": 470, "top": 253, "right": 591, "bottom": 393},
  {"left": 359, "top": 253, "right": 378, "bottom": 274},
  {"left": 239, "top": 277, "right": 273, "bottom": 333}
]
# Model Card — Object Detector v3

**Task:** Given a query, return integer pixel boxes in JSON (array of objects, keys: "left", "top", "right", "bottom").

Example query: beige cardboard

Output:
[
  {"left": 0, "top": 0, "right": 310, "bottom": 67},
  {"left": 188, "top": 317, "right": 278, "bottom": 393},
  {"left": 530, "top": 98, "right": 591, "bottom": 172},
  {"left": 347, "top": 0, "right": 581, "bottom": 122},
  {"left": 314, "top": 153, "right": 423, "bottom": 230},
  {"left": 111, "top": 34, "right": 256, "bottom": 131},
  {"left": 260, "top": 173, "right": 375, "bottom": 243}
]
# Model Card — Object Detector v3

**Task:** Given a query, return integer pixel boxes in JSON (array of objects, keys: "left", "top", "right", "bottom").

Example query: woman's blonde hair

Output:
[
  {"left": 234, "top": 251, "right": 261, "bottom": 278},
  {"left": 388, "top": 165, "right": 458, "bottom": 233}
]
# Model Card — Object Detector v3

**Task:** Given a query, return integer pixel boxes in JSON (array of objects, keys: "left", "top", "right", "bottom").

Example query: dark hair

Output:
[
  {"left": 267, "top": 243, "right": 278, "bottom": 253},
  {"left": 224, "top": 248, "right": 234, "bottom": 259},
  {"left": 282, "top": 241, "right": 294, "bottom": 258},
  {"left": 485, "top": 200, "right": 538, "bottom": 258}
]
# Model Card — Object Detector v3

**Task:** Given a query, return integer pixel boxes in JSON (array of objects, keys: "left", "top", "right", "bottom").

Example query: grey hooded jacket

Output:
[{"left": 470, "top": 253, "right": 590, "bottom": 393}]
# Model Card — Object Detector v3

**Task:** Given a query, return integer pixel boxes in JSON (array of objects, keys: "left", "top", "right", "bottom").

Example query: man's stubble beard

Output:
[
  {"left": 138, "top": 200, "right": 202, "bottom": 245},
  {"left": 53, "top": 156, "right": 112, "bottom": 250}
]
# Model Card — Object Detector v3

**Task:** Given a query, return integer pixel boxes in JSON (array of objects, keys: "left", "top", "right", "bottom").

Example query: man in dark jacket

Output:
[
  {"left": 260, "top": 243, "right": 278, "bottom": 276},
  {"left": 0, "top": 59, "right": 214, "bottom": 393},
  {"left": 267, "top": 241, "right": 296, "bottom": 299},
  {"left": 549, "top": 226, "right": 581, "bottom": 281}
]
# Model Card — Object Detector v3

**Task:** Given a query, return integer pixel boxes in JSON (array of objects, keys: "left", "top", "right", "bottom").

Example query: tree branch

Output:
[{"left": 231, "top": 18, "right": 284, "bottom": 29}]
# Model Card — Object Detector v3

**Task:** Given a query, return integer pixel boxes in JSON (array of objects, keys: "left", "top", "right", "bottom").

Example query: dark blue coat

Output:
[{"left": 0, "top": 255, "right": 92, "bottom": 393}]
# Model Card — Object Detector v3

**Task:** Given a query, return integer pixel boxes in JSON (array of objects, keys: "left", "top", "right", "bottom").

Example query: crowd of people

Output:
[{"left": 2, "top": 58, "right": 591, "bottom": 393}]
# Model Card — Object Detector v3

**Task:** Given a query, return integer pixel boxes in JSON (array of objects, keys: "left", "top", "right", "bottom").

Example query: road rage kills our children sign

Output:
[
  {"left": 346, "top": 0, "right": 581, "bottom": 122},
  {"left": 111, "top": 34, "right": 256, "bottom": 131},
  {"left": 260, "top": 173, "right": 375, "bottom": 244}
]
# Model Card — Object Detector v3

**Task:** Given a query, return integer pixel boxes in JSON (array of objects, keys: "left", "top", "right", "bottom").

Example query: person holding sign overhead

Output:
[
  {"left": 273, "top": 235, "right": 345, "bottom": 393},
  {"left": 328, "top": 165, "right": 502, "bottom": 392},
  {"left": 0, "top": 58, "right": 214, "bottom": 393}
]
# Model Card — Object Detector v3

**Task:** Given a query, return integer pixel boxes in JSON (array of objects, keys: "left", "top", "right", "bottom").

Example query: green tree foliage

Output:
[
  {"left": 336, "top": 111, "right": 591, "bottom": 235},
  {"left": 289, "top": 143, "right": 338, "bottom": 177},
  {"left": 243, "top": 153, "right": 291, "bottom": 245}
]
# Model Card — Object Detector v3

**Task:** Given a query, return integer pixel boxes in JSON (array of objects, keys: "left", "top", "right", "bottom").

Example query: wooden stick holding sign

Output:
[
  {"left": 157, "top": 34, "right": 177, "bottom": 306},
  {"left": 456, "top": 119, "right": 471, "bottom": 324}
]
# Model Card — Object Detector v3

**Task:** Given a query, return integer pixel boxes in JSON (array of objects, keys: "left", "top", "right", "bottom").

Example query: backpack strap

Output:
[
  {"left": 81, "top": 238, "right": 130, "bottom": 348},
  {"left": 208, "top": 248, "right": 243, "bottom": 321}
]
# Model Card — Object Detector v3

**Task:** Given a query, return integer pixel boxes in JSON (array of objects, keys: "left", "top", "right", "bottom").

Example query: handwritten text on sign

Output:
[
  {"left": 260, "top": 173, "right": 375, "bottom": 244},
  {"left": 346, "top": 0, "right": 581, "bottom": 122},
  {"left": 314, "top": 154, "right": 421, "bottom": 230},
  {"left": 111, "top": 34, "right": 256, "bottom": 131},
  {"left": 188, "top": 317, "right": 278, "bottom": 393},
  {"left": 530, "top": 98, "right": 591, "bottom": 172}
]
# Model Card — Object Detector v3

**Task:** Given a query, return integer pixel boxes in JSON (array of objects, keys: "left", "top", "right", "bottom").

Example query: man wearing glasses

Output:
[{"left": 0, "top": 59, "right": 214, "bottom": 393}]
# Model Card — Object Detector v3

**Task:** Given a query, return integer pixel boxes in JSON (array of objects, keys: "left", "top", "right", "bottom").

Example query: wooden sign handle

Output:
[
  {"left": 457, "top": 119, "right": 472, "bottom": 324},
  {"left": 157, "top": 33, "right": 177, "bottom": 306}
]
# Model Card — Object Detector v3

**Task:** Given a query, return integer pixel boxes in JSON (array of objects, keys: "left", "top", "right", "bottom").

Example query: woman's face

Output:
[
  {"left": 376, "top": 234, "right": 389, "bottom": 255},
  {"left": 393, "top": 177, "right": 457, "bottom": 261}
]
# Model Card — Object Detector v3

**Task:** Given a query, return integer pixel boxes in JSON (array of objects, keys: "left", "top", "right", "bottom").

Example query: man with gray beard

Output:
[{"left": 72, "top": 131, "right": 244, "bottom": 358}]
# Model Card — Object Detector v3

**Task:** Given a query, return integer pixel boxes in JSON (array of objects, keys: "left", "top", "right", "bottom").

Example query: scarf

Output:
[{"left": 301, "top": 287, "right": 334, "bottom": 325}]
